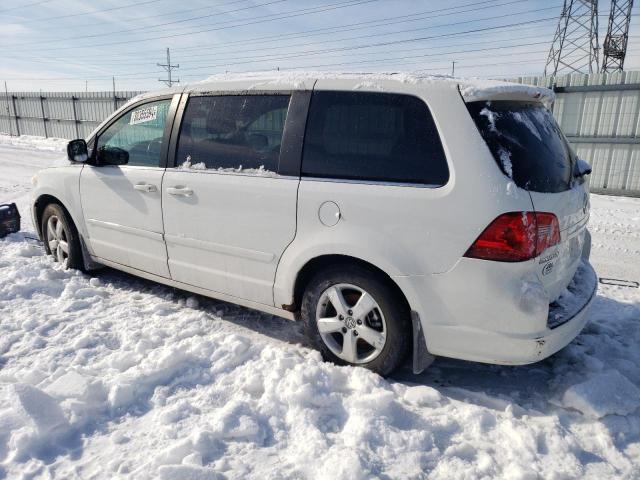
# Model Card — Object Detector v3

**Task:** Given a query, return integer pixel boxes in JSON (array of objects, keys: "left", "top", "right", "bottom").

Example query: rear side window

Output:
[
  {"left": 467, "top": 101, "right": 574, "bottom": 193},
  {"left": 301, "top": 91, "right": 449, "bottom": 185},
  {"left": 176, "top": 95, "right": 290, "bottom": 173}
]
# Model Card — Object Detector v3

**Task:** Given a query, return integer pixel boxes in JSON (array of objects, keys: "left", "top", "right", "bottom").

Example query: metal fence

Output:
[
  {"left": 1, "top": 90, "right": 143, "bottom": 140},
  {"left": 510, "top": 71, "right": 640, "bottom": 196},
  {"left": 2, "top": 74, "right": 640, "bottom": 196}
]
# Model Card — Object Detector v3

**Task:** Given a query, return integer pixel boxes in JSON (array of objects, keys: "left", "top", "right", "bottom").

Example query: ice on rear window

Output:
[
  {"left": 497, "top": 147, "right": 513, "bottom": 178},
  {"left": 479, "top": 107, "right": 499, "bottom": 132}
]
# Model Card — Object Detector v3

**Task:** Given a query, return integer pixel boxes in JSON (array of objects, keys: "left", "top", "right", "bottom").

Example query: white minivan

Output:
[{"left": 32, "top": 73, "right": 597, "bottom": 376}]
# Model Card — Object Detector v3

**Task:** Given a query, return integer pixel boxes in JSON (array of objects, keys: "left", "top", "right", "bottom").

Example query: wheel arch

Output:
[
  {"left": 291, "top": 254, "right": 412, "bottom": 316},
  {"left": 34, "top": 194, "right": 70, "bottom": 240}
]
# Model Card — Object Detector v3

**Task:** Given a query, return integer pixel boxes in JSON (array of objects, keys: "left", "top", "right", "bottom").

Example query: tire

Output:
[
  {"left": 301, "top": 264, "right": 411, "bottom": 376},
  {"left": 41, "top": 203, "right": 83, "bottom": 271}
]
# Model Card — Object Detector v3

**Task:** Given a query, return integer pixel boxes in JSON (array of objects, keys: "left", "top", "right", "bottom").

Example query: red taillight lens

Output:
[
  {"left": 464, "top": 212, "right": 560, "bottom": 262},
  {"left": 534, "top": 212, "right": 561, "bottom": 255}
]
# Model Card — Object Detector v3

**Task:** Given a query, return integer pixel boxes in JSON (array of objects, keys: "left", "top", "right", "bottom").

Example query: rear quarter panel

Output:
[{"left": 274, "top": 79, "right": 535, "bottom": 308}]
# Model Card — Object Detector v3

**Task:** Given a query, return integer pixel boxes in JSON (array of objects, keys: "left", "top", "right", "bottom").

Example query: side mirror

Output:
[
  {"left": 67, "top": 139, "right": 88, "bottom": 163},
  {"left": 97, "top": 146, "right": 129, "bottom": 166},
  {"left": 574, "top": 158, "right": 592, "bottom": 178}
]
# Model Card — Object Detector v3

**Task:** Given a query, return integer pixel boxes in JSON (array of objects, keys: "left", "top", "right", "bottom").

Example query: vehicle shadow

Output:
[{"left": 94, "top": 266, "right": 309, "bottom": 347}]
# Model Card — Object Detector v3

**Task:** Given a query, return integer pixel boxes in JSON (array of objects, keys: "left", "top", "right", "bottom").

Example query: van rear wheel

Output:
[{"left": 301, "top": 264, "right": 410, "bottom": 376}]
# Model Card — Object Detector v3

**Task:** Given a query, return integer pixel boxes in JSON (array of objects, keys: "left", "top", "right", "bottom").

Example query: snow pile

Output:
[
  {"left": 0, "top": 384, "right": 76, "bottom": 464},
  {"left": 0, "top": 141, "right": 640, "bottom": 478},
  {"left": 562, "top": 371, "right": 640, "bottom": 419},
  {"left": 0, "top": 134, "right": 68, "bottom": 153}
]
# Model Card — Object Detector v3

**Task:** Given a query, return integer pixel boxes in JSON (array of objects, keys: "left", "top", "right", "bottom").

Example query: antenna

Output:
[
  {"left": 545, "top": 0, "right": 600, "bottom": 76},
  {"left": 602, "top": 0, "right": 634, "bottom": 72},
  {"left": 158, "top": 48, "right": 180, "bottom": 87}
]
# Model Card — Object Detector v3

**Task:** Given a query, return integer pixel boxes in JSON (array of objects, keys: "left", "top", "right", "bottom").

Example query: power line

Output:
[
  {"left": 4, "top": 26, "right": 558, "bottom": 70},
  {"left": 7, "top": 0, "right": 525, "bottom": 62},
  {"left": 21, "top": 48, "right": 640, "bottom": 85},
  {"left": 7, "top": 0, "right": 556, "bottom": 65},
  {"left": 165, "top": 4, "right": 561, "bottom": 64},
  {"left": 169, "top": 44, "right": 552, "bottom": 75},
  {"left": 7, "top": 0, "right": 382, "bottom": 52},
  {"left": 158, "top": 0, "right": 551, "bottom": 60},
  {"left": 11, "top": 0, "right": 164, "bottom": 23},
  {"left": 129, "top": 16, "right": 558, "bottom": 77},
  {"left": 0, "top": 0, "right": 53, "bottom": 13},
  {"left": 5, "top": 0, "right": 289, "bottom": 47},
  {"left": 2, "top": 34, "right": 556, "bottom": 81}
]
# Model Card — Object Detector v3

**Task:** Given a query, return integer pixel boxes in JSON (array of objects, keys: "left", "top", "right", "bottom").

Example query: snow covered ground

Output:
[{"left": 0, "top": 135, "right": 639, "bottom": 479}]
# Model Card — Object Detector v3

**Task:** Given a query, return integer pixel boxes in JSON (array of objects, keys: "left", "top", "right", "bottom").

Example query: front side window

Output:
[
  {"left": 176, "top": 95, "right": 290, "bottom": 173},
  {"left": 97, "top": 99, "right": 172, "bottom": 167},
  {"left": 301, "top": 91, "right": 449, "bottom": 185}
]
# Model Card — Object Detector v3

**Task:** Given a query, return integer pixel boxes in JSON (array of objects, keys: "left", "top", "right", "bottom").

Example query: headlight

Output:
[{"left": 31, "top": 174, "right": 38, "bottom": 186}]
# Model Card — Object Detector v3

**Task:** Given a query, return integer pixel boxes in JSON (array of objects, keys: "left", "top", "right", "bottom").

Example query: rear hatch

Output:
[{"left": 466, "top": 99, "right": 590, "bottom": 302}]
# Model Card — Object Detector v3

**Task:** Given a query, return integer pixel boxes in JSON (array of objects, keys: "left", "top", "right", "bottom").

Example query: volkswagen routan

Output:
[{"left": 32, "top": 73, "right": 597, "bottom": 376}]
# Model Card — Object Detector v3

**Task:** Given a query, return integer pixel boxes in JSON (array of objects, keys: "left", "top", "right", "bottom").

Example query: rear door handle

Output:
[
  {"left": 133, "top": 182, "right": 157, "bottom": 193},
  {"left": 166, "top": 186, "right": 194, "bottom": 196}
]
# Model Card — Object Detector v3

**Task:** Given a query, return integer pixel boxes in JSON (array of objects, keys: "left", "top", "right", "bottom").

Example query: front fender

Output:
[{"left": 32, "top": 166, "right": 87, "bottom": 244}]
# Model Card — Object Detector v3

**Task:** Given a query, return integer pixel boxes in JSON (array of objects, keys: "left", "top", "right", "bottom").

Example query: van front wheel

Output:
[
  {"left": 301, "top": 265, "right": 410, "bottom": 376},
  {"left": 41, "top": 203, "right": 83, "bottom": 270}
]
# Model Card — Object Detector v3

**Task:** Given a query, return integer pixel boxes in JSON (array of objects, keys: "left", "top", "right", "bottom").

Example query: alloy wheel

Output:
[
  {"left": 315, "top": 283, "right": 387, "bottom": 364},
  {"left": 46, "top": 215, "right": 70, "bottom": 269}
]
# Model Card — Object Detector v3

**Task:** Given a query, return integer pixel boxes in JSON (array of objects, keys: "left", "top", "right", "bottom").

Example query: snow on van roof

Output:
[{"left": 191, "top": 71, "right": 554, "bottom": 105}]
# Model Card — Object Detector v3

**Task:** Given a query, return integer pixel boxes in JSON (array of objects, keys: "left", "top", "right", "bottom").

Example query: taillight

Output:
[{"left": 464, "top": 212, "right": 560, "bottom": 262}]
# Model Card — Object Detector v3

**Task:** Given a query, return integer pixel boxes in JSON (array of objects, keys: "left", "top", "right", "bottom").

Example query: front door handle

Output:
[
  {"left": 134, "top": 182, "right": 157, "bottom": 193},
  {"left": 166, "top": 186, "right": 194, "bottom": 197}
]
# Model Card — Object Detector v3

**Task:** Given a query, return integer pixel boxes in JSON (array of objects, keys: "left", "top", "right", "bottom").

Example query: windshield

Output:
[{"left": 467, "top": 101, "right": 575, "bottom": 193}]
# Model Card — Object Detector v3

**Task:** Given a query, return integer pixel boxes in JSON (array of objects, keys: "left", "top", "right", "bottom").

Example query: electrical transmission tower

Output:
[
  {"left": 602, "top": 0, "right": 634, "bottom": 72},
  {"left": 158, "top": 48, "right": 180, "bottom": 87},
  {"left": 545, "top": 0, "right": 600, "bottom": 77}
]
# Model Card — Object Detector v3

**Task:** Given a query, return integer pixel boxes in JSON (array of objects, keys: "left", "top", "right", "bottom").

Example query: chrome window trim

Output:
[{"left": 300, "top": 176, "right": 442, "bottom": 189}]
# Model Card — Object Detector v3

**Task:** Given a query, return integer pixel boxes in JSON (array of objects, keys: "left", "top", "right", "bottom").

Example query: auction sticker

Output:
[{"left": 130, "top": 106, "right": 158, "bottom": 125}]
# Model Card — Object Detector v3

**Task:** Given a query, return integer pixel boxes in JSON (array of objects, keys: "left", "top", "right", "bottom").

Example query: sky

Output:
[{"left": 0, "top": 0, "right": 638, "bottom": 92}]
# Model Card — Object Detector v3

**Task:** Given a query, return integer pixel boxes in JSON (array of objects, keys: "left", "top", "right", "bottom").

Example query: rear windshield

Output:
[{"left": 467, "top": 101, "right": 575, "bottom": 193}]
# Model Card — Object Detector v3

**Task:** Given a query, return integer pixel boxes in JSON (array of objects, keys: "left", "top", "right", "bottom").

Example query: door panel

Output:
[
  {"left": 80, "top": 166, "right": 169, "bottom": 277},
  {"left": 162, "top": 93, "right": 299, "bottom": 305},
  {"left": 80, "top": 96, "right": 179, "bottom": 277},
  {"left": 162, "top": 171, "right": 298, "bottom": 304}
]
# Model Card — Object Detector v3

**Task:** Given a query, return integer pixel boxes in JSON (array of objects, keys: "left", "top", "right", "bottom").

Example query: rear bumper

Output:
[{"left": 396, "top": 260, "right": 598, "bottom": 366}]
